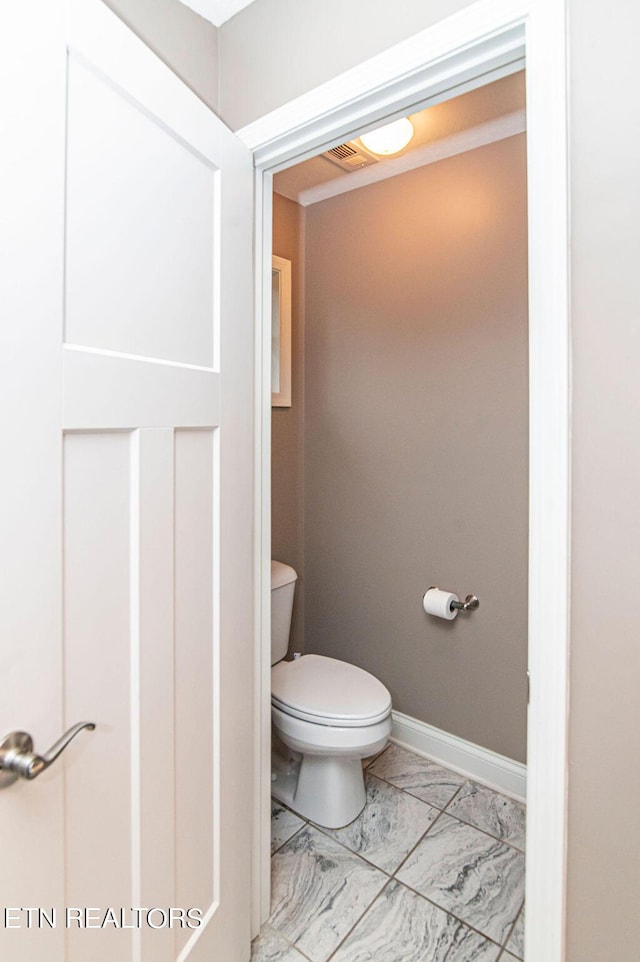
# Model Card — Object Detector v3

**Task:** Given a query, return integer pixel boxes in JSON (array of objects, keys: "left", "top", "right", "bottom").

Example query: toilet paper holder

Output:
[{"left": 429, "top": 587, "right": 480, "bottom": 613}]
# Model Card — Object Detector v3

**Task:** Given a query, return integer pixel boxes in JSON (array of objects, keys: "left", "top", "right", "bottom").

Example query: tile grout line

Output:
[
  {"left": 266, "top": 741, "right": 526, "bottom": 959},
  {"left": 439, "top": 802, "right": 527, "bottom": 854},
  {"left": 500, "top": 899, "right": 525, "bottom": 957},
  {"left": 387, "top": 874, "right": 506, "bottom": 953},
  {"left": 367, "top": 769, "right": 464, "bottom": 814},
  {"left": 387, "top": 771, "right": 524, "bottom": 949},
  {"left": 441, "top": 782, "right": 527, "bottom": 852},
  {"left": 254, "top": 922, "right": 315, "bottom": 961},
  {"left": 372, "top": 769, "right": 527, "bottom": 853},
  {"left": 368, "top": 747, "right": 467, "bottom": 806},
  {"left": 271, "top": 780, "right": 524, "bottom": 890},
  {"left": 441, "top": 781, "right": 465, "bottom": 812},
  {"left": 270, "top": 821, "right": 309, "bottom": 857},
  {"left": 273, "top": 793, "right": 419, "bottom": 882},
  {"left": 372, "top": 744, "right": 526, "bottom": 808},
  {"left": 267, "top": 820, "right": 392, "bottom": 957},
  {"left": 440, "top": 814, "right": 526, "bottom": 853},
  {"left": 371, "top": 769, "right": 465, "bottom": 811},
  {"left": 306, "top": 773, "right": 444, "bottom": 878},
  {"left": 281, "top": 865, "right": 507, "bottom": 962},
  {"left": 358, "top": 774, "right": 527, "bottom": 854},
  {"left": 281, "top": 775, "right": 438, "bottom": 878},
  {"left": 277, "top": 742, "right": 526, "bottom": 848},
  {"left": 271, "top": 795, "right": 310, "bottom": 820},
  {"left": 323, "top": 878, "right": 395, "bottom": 962},
  {"left": 442, "top": 779, "right": 466, "bottom": 805},
  {"left": 362, "top": 746, "right": 388, "bottom": 769},
  {"left": 390, "top": 818, "right": 524, "bottom": 949},
  {"left": 309, "top": 821, "right": 396, "bottom": 878},
  {"left": 389, "top": 805, "right": 449, "bottom": 878}
]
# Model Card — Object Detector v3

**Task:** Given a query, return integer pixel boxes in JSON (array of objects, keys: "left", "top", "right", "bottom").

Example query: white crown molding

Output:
[
  {"left": 176, "top": 0, "right": 255, "bottom": 27},
  {"left": 286, "top": 109, "right": 526, "bottom": 207},
  {"left": 391, "top": 711, "right": 527, "bottom": 802}
]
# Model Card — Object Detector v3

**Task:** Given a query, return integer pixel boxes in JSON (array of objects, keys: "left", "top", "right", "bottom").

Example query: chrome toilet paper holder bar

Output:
[
  {"left": 451, "top": 594, "right": 480, "bottom": 612},
  {"left": 429, "top": 587, "right": 480, "bottom": 613}
]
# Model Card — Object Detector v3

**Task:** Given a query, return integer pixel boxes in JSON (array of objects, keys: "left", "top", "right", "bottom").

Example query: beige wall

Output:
[
  {"left": 566, "top": 2, "right": 640, "bottom": 959},
  {"left": 272, "top": 193, "right": 306, "bottom": 653},
  {"left": 220, "top": 1, "right": 640, "bottom": 958},
  {"left": 218, "top": 0, "right": 471, "bottom": 129},
  {"left": 103, "top": 0, "right": 219, "bottom": 112},
  {"left": 104, "top": 0, "right": 640, "bottom": 954},
  {"left": 303, "top": 135, "right": 528, "bottom": 763}
]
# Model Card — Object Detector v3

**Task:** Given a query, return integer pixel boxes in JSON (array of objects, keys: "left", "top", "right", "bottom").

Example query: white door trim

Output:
[{"left": 245, "top": 2, "right": 570, "bottom": 959}]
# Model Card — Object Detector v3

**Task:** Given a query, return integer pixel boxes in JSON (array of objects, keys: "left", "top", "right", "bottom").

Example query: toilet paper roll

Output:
[{"left": 423, "top": 587, "right": 458, "bottom": 620}]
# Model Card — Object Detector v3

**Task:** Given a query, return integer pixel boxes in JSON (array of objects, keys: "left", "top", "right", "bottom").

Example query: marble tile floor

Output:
[{"left": 254, "top": 743, "right": 525, "bottom": 962}]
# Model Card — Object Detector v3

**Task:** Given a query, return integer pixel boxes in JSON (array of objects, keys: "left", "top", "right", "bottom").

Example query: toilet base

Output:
[{"left": 272, "top": 753, "right": 366, "bottom": 828}]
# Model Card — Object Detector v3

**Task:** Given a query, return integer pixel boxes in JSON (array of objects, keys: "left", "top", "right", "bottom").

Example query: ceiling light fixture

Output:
[{"left": 359, "top": 117, "right": 414, "bottom": 156}]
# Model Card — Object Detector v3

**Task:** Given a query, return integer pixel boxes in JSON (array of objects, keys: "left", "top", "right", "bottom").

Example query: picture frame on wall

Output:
[{"left": 272, "top": 254, "right": 292, "bottom": 407}]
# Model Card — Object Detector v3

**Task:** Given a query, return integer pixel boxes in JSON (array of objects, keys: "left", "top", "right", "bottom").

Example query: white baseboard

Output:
[{"left": 390, "top": 710, "right": 526, "bottom": 803}]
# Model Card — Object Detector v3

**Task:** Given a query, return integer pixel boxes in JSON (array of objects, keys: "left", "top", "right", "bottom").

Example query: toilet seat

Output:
[{"left": 271, "top": 654, "right": 392, "bottom": 728}]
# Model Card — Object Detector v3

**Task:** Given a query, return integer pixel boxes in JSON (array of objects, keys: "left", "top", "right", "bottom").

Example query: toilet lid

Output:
[{"left": 271, "top": 654, "right": 392, "bottom": 728}]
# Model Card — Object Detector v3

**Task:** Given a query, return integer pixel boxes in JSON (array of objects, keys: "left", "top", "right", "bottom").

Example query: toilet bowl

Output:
[{"left": 271, "top": 561, "right": 392, "bottom": 828}]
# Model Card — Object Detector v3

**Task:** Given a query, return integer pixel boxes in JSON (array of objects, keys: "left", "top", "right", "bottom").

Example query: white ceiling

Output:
[
  {"left": 274, "top": 71, "right": 526, "bottom": 207},
  {"left": 177, "top": 0, "right": 256, "bottom": 27}
]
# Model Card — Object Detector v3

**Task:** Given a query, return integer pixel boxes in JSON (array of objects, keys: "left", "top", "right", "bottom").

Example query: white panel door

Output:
[{"left": 0, "top": 3, "right": 253, "bottom": 961}]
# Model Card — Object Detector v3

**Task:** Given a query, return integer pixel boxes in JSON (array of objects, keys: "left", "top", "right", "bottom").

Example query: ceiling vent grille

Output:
[{"left": 323, "top": 141, "right": 379, "bottom": 172}]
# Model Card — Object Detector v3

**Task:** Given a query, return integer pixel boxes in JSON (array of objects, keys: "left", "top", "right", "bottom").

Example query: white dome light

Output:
[{"left": 360, "top": 117, "right": 414, "bottom": 156}]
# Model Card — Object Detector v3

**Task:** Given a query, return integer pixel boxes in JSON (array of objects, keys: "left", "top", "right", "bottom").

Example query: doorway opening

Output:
[
  {"left": 247, "top": 7, "right": 569, "bottom": 961},
  {"left": 265, "top": 68, "right": 528, "bottom": 962}
]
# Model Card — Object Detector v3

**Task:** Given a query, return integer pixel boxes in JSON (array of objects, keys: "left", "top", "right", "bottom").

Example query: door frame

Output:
[{"left": 241, "top": 1, "right": 570, "bottom": 959}]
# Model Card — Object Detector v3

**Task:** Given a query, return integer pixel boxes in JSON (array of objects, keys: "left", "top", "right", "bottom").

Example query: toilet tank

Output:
[{"left": 271, "top": 561, "right": 297, "bottom": 665}]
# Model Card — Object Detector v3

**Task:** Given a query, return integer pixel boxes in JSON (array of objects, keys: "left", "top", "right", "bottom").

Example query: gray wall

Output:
[
  {"left": 219, "top": 0, "right": 640, "bottom": 958},
  {"left": 304, "top": 135, "right": 528, "bottom": 763},
  {"left": 272, "top": 193, "right": 306, "bottom": 653},
  {"left": 104, "top": 0, "right": 219, "bottom": 112}
]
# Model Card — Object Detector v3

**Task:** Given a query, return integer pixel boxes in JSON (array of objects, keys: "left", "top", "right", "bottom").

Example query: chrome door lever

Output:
[{"left": 0, "top": 722, "right": 95, "bottom": 788}]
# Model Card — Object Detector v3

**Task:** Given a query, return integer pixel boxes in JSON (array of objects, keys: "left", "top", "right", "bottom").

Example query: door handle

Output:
[{"left": 0, "top": 722, "right": 95, "bottom": 788}]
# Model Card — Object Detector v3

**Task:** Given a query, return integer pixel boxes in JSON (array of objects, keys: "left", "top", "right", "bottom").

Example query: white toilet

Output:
[{"left": 271, "top": 560, "right": 392, "bottom": 828}]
